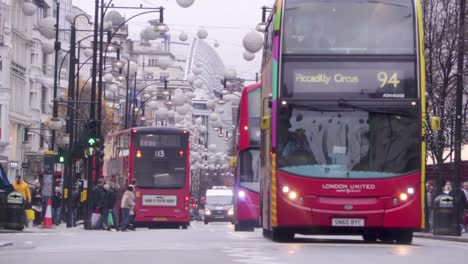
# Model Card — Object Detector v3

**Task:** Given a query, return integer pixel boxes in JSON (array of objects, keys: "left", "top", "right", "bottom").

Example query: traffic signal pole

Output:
[{"left": 85, "top": 0, "right": 100, "bottom": 230}]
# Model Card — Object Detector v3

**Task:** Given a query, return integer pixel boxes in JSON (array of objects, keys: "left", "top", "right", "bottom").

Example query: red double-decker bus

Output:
[
  {"left": 260, "top": 0, "right": 425, "bottom": 243},
  {"left": 103, "top": 127, "right": 191, "bottom": 229},
  {"left": 233, "top": 83, "right": 262, "bottom": 232}
]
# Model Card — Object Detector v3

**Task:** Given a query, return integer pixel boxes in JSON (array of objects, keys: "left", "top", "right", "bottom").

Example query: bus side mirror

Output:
[
  {"left": 431, "top": 116, "right": 441, "bottom": 131},
  {"left": 261, "top": 116, "right": 271, "bottom": 130},
  {"left": 229, "top": 157, "right": 238, "bottom": 168}
]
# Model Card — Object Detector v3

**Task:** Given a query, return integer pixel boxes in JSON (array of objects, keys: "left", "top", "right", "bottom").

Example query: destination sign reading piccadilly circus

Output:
[
  {"left": 284, "top": 61, "right": 417, "bottom": 99},
  {"left": 296, "top": 73, "right": 359, "bottom": 85}
]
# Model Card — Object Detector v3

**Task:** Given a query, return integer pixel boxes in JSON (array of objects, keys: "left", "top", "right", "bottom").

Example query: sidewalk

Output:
[
  {"left": 0, "top": 222, "right": 85, "bottom": 234},
  {"left": 414, "top": 231, "right": 468, "bottom": 243}
]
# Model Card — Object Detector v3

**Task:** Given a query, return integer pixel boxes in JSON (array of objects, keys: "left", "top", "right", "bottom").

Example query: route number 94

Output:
[{"left": 377, "top": 72, "right": 400, "bottom": 88}]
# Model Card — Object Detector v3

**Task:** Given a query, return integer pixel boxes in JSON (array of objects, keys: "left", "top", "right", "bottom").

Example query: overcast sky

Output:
[{"left": 73, "top": 0, "right": 275, "bottom": 80}]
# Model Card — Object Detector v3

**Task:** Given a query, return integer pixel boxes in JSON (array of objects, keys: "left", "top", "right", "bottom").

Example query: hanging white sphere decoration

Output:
[
  {"left": 176, "top": 0, "right": 195, "bottom": 8},
  {"left": 223, "top": 93, "right": 235, "bottom": 103},
  {"left": 193, "top": 78, "right": 204, "bottom": 89},
  {"left": 156, "top": 108, "right": 169, "bottom": 119},
  {"left": 119, "top": 98, "right": 126, "bottom": 104},
  {"left": 192, "top": 67, "right": 202, "bottom": 76},
  {"left": 209, "top": 113, "right": 219, "bottom": 122},
  {"left": 186, "top": 92, "right": 196, "bottom": 99},
  {"left": 176, "top": 104, "right": 191, "bottom": 116},
  {"left": 199, "top": 126, "right": 207, "bottom": 133},
  {"left": 108, "top": 83, "right": 119, "bottom": 93},
  {"left": 216, "top": 107, "right": 225, "bottom": 114},
  {"left": 173, "top": 92, "right": 187, "bottom": 106},
  {"left": 224, "top": 68, "right": 237, "bottom": 79},
  {"left": 195, "top": 117, "right": 203, "bottom": 125},
  {"left": 104, "top": 73, "right": 114, "bottom": 83},
  {"left": 148, "top": 100, "right": 158, "bottom": 110},
  {"left": 197, "top": 28, "right": 208, "bottom": 39},
  {"left": 187, "top": 74, "right": 197, "bottom": 84},
  {"left": 124, "top": 61, "right": 138, "bottom": 75},
  {"left": 42, "top": 40, "right": 55, "bottom": 54},
  {"left": 208, "top": 144, "right": 217, "bottom": 152},
  {"left": 156, "top": 57, "right": 172, "bottom": 70},
  {"left": 144, "top": 93, "right": 152, "bottom": 99},
  {"left": 174, "top": 88, "right": 183, "bottom": 95},
  {"left": 105, "top": 90, "right": 113, "bottom": 99},
  {"left": 38, "top": 17, "right": 56, "bottom": 39},
  {"left": 84, "top": 48, "right": 94, "bottom": 58},
  {"left": 206, "top": 99, "right": 215, "bottom": 110},
  {"left": 213, "top": 41, "right": 219, "bottom": 48},
  {"left": 179, "top": 31, "right": 188, "bottom": 42},
  {"left": 141, "top": 26, "right": 159, "bottom": 41},
  {"left": 243, "top": 51, "right": 255, "bottom": 61},
  {"left": 167, "top": 110, "right": 176, "bottom": 119},
  {"left": 22, "top": 2, "right": 37, "bottom": 16},
  {"left": 243, "top": 31, "right": 264, "bottom": 53}
]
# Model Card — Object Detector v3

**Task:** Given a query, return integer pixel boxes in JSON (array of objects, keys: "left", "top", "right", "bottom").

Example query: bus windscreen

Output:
[
  {"left": 276, "top": 104, "right": 420, "bottom": 179},
  {"left": 283, "top": 0, "right": 415, "bottom": 55},
  {"left": 134, "top": 134, "right": 187, "bottom": 188}
]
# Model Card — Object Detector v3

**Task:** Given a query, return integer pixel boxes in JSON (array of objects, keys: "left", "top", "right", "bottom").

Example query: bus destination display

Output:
[{"left": 284, "top": 61, "right": 416, "bottom": 99}]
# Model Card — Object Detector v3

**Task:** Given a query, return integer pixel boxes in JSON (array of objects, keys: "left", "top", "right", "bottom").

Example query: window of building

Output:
[{"left": 41, "top": 85, "right": 47, "bottom": 113}]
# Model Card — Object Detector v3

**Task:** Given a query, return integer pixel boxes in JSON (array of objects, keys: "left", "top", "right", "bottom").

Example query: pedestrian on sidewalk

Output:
[
  {"left": 105, "top": 183, "right": 118, "bottom": 230},
  {"left": 12, "top": 175, "right": 31, "bottom": 227},
  {"left": 426, "top": 181, "right": 435, "bottom": 232},
  {"left": 94, "top": 182, "right": 108, "bottom": 230},
  {"left": 52, "top": 187, "right": 62, "bottom": 225},
  {"left": 120, "top": 185, "right": 135, "bottom": 231},
  {"left": 71, "top": 185, "right": 80, "bottom": 227}
]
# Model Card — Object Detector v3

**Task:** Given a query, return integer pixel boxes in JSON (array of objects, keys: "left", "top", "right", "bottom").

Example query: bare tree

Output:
[
  {"left": 424, "top": 0, "right": 460, "bottom": 163},
  {"left": 424, "top": 0, "right": 467, "bottom": 190}
]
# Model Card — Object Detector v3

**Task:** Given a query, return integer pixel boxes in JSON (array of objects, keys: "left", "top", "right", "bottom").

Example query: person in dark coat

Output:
[
  {"left": 94, "top": 181, "right": 108, "bottom": 230},
  {"left": 71, "top": 185, "right": 80, "bottom": 226},
  {"left": 52, "top": 187, "right": 62, "bottom": 225},
  {"left": 105, "top": 184, "right": 118, "bottom": 230}
]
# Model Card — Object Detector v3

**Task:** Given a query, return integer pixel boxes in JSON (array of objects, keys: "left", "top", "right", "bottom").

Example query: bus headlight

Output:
[
  {"left": 228, "top": 208, "right": 234, "bottom": 215},
  {"left": 407, "top": 187, "right": 415, "bottom": 195},
  {"left": 238, "top": 190, "right": 245, "bottom": 199},
  {"left": 399, "top": 193, "right": 408, "bottom": 201},
  {"left": 288, "top": 191, "right": 298, "bottom": 200},
  {"left": 205, "top": 209, "right": 211, "bottom": 215},
  {"left": 282, "top": 186, "right": 290, "bottom": 193}
]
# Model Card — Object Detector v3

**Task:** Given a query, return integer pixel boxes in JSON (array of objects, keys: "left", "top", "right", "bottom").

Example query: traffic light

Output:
[
  {"left": 85, "top": 120, "right": 98, "bottom": 157},
  {"left": 57, "top": 147, "right": 66, "bottom": 163},
  {"left": 87, "top": 119, "right": 97, "bottom": 146}
]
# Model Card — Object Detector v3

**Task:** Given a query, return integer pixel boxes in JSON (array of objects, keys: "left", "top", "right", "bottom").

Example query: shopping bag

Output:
[
  {"left": 107, "top": 212, "right": 114, "bottom": 226},
  {"left": 25, "top": 209, "right": 35, "bottom": 221},
  {"left": 91, "top": 213, "right": 101, "bottom": 226}
]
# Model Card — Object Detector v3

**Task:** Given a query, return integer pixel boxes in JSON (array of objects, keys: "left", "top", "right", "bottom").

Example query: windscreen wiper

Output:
[{"left": 337, "top": 99, "right": 413, "bottom": 117}]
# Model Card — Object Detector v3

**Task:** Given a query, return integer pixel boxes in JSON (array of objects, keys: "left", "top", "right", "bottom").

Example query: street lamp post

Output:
[
  {"left": 453, "top": 0, "right": 466, "bottom": 237},
  {"left": 64, "top": 14, "right": 92, "bottom": 228},
  {"left": 51, "top": 2, "right": 61, "bottom": 151}
]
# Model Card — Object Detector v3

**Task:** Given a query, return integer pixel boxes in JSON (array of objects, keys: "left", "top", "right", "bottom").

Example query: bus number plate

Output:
[
  {"left": 332, "top": 218, "right": 364, "bottom": 227},
  {"left": 143, "top": 195, "right": 177, "bottom": 206}
]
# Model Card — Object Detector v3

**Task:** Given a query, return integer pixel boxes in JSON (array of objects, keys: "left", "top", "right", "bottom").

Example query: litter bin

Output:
[
  {"left": 0, "top": 190, "right": 7, "bottom": 228},
  {"left": 433, "top": 193, "right": 459, "bottom": 236},
  {"left": 5, "top": 191, "right": 24, "bottom": 231}
]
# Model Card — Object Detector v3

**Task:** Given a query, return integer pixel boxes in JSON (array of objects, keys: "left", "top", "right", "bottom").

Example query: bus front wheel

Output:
[
  {"left": 271, "top": 228, "right": 294, "bottom": 242},
  {"left": 362, "top": 234, "right": 377, "bottom": 242},
  {"left": 395, "top": 231, "right": 413, "bottom": 245}
]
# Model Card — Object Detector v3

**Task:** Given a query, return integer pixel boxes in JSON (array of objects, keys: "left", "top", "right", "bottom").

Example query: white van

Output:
[{"left": 204, "top": 186, "right": 234, "bottom": 224}]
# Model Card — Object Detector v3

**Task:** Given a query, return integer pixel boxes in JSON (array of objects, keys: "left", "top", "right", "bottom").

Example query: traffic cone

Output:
[{"left": 42, "top": 198, "right": 52, "bottom": 228}]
